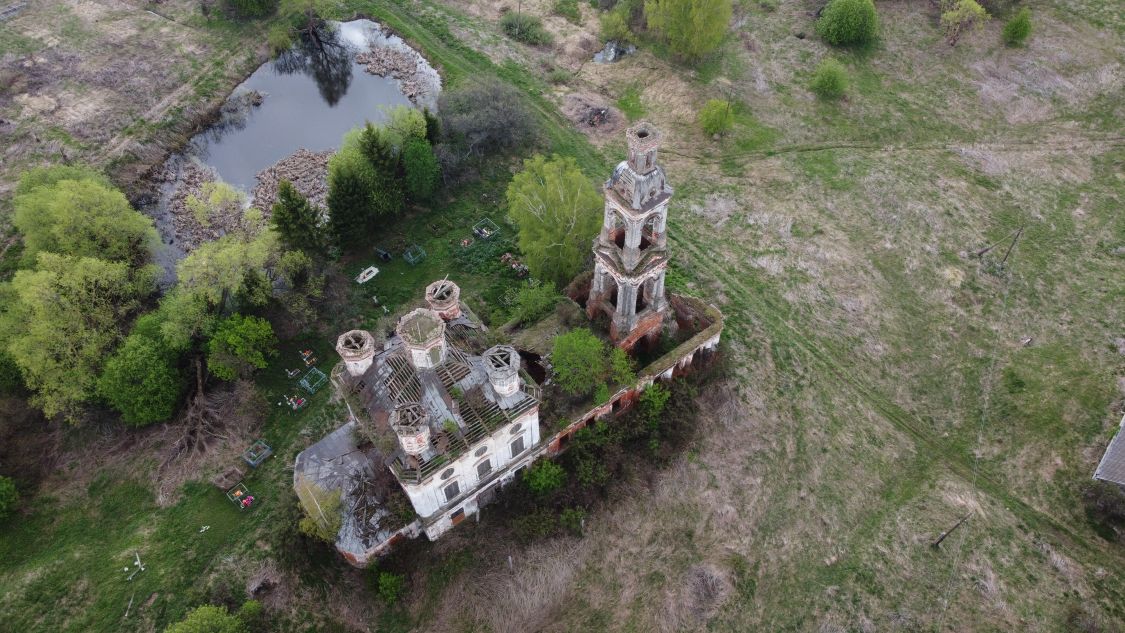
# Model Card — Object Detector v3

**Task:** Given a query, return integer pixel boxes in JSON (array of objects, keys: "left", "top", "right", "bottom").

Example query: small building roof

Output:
[{"left": 1094, "top": 413, "right": 1125, "bottom": 486}]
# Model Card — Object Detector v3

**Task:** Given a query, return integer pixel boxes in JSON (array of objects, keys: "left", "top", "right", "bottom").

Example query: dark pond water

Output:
[
  {"left": 188, "top": 19, "right": 430, "bottom": 190},
  {"left": 143, "top": 19, "right": 440, "bottom": 282}
]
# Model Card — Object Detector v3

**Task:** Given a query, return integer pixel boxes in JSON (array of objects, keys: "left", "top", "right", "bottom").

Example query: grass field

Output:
[{"left": 1, "top": 0, "right": 1124, "bottom": 631}]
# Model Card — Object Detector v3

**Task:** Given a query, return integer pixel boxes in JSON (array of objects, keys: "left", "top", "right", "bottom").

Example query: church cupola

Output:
[{"left": 397, "top": 308, "right": 447, "bottom": 369}]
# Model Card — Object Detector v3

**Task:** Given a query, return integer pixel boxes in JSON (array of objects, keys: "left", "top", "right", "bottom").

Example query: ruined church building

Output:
[{"left": 294, "top": 123, "right": 723, "bottom": 566}]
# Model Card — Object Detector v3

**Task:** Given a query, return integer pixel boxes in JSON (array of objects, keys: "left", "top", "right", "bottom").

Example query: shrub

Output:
[
  {"left": 437, "top": 78, "right": 536, "bottom": 175},
  {"left": 644, "top": 0, "right": 732, "bottom": 61},
  {"left": 940, "top": 0, "right": 989, "bottom": 46},
  {"left": 0, "top": 476, "right": 18, "bottom": 520},
  {"left": 525, "top": 460, "right": 567, "bottom": 495},
  {"left": 809, "top": 58, "right": 848, "bottom": 100},
  {"left": 501, "top": 12, "right": 553, "bottom": 46},
  {"left": 600, "top": 10, "right": 633, "bottom": 43},
  {"left": 547, "top": 67, "right": 572, "bottom": 84},
  {"left": 236, "top": 601, "right": 263, "bottom": 629},
  {"left": 608, "top": 347, "right": 634, "bottom": 385},
  {"left": 594, "top": 382, "right": 611, "bottom": 404},
  {"left": 375, "top": 571, "right": 406, "bottom": 605},
  {"left": 1082, "top": 480, "right": 1125, "bottom": 524},
  {"left": 560, "top": 507, "right": 587, "bottom": 535},
  {"left": 554, "top": 0, "right": 582, "bottom": 23},
  {"left": 551, "top": 329, "right": 607, "bottom": 394},
  {"left": 225, "top": 0, "right": 277, "bottom": 18},
  {"left": 1002, "top": 7, "right": 1031, "bottom": 46},
  {"left": 513, "top": 508, "right": 558, "bottom": 541},
  {"left": 507, "top": 280, "right": 561, "bottom": 325},
  {"left": 698, "top": 99, "right": 734, "bottom": 136},
  {"left": 165, "top": 605, "right": 247, "bottom": 633},
  {"left": 815, "top": 0, "right": 878, "bottom": 46}
]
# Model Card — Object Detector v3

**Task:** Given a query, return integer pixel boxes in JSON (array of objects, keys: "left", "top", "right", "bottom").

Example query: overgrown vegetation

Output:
[
  {"left": 644, "top": 0, "right": 732, "bottom": 60},
  {"left": 1002, "top": 6, "right": 1032, "bottom": 45},
  {"left": 506, "top": 154, "right": 602, "bottom": 288},
  {"left": 500, "top": 12, "right": 554, "bottom": 46},
  {"left": 0, "top": 476, "right": 17, "bottom": 521},
  {"left": 698, "top": 98, "right": 734, "bottom": 135},
  {"left": 553, "top": 0, "right": 582, "bottom": 23},
  {"left": 815, "top": 0, "right": 879, "bottom": 46},
  {"left": 809, "top": 58, "right": 848, "bottom": 100}
]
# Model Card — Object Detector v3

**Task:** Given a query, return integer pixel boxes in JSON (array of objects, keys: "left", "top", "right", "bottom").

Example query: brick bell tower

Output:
[{"left": 586, "top": 121, "right": 672, "bottom": 350}]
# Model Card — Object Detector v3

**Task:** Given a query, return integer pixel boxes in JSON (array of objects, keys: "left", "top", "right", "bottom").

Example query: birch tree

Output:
[{"left": 506, "top": 155, "right": 602, "bottom": 289}]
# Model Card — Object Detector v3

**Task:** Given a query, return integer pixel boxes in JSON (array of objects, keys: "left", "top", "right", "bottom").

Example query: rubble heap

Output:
[{"left": 252, "top": 148, "right": 331, "bottom": 214}]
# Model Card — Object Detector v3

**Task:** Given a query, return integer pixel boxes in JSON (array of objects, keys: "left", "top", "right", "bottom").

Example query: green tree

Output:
[
  {"left": 13, "top": 168, "right": 158, "bottom": 266},
  {"left": 639, "top": 382, "right": 671, "bottom": 420},
  {"left": 644, "top": 0, "right": 732, "bottom": 60},
  {"left": 809, "top": 58, "right": 848, "bottom": 100},
  {"left": 271, "top": 180, "right": 325, "bottom": 253},
  {"left": 176, "top": 230, "right": 279, "bottom": 309},
  {"left": 185, "top": 182, "right": 244, "bottom": 229},
  {"left": 165, "top": 605, "right": 247, "bottom": 633},
  {"left": 551, "top": 328, "right": 607, "bottom": 395},
  {"left": 422, "top": 107, "right": 441, "bottom": 144},
  {"left": 326, "top": 148, "right": 379, "bottom": 244},
  {"left": 506, "top": 155, "right": 602, "bottom": 289},
  {"left": 2, "top": 253, "right": 158, "bottom": 422},
  {"left": 940, "top": 0, "right": 989, "bottom": 45},
  {"left": 0, "top": 476, "right": 18, "bottom": 521},
  {"left": 698, "top": 99, "right": 734, "bottom": 136},
  {"left": 608, "top": 347, "right": 634, "bottom": 385},
  {"left": 1002, "top": 7, "right": 1031, "bottom": 46},
  {"left": 815, "top": 0, "right": 879, "bottom": 46},
  {"left": 97, "top": 314, "right": 184, "bottom": 426},
  {"left": 524, "top": 459, "right": 566, "bottom": 495},
  {"left": 402, "top": 137, "right": 440, "bottom": 202},
  {"left": 207, "top": 314, "right": 277, "bottom": 381}
]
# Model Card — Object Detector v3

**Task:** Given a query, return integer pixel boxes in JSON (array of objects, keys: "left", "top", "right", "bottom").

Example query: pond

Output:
[{"left": 142, "top": 19, "right": 441, "bottom": 281}]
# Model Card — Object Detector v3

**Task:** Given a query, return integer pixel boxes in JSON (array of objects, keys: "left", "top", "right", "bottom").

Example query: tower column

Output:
[{"left": 651, "top": 269, "right": 667, "bottom": 311}]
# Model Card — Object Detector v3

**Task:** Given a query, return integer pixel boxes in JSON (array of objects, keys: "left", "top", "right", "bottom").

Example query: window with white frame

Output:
[
  {"left": 476, "top": 458, "right": 492, "bottom": 479},
  {"left": 510, "top": 436, "right": 525, "bottom": 458},
  {"left": 443, "top": 480, "right": 460, "bottom": 502}
]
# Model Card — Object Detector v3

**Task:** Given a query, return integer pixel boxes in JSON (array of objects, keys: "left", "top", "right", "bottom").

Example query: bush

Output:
[
  {"left": 551, "top": 328, "right": 607, "bottom": 394},
  {"left": 0, "top": 476, "right": 18, "bottom": 520},
  {"left": 600, "top": 10, "right": 633, "bottom": 43},
  {"left": 165, "top": 605, "right": 247, "bottom": 633},
  {"left": 940, "top": 0, "right": 989, "bottom": 46},
  {"left": 815, "top": 0, "right": 878, "bottom": 46},
  {"left": 225, "top": 0, "right": 277, "bottom": 18},
  {"left": 513, "top": 508, "right": 558, "bottom": 541},
  {"left": 1082, "top": 480, "right": 1125, "bottom": 524},
  {"left": 809, "top": 58, "right": 848, "bottom": 100},
  {"left": 507, "top": 280, "right": 561, "bottom": 325},
  {"left": 501, "top": 12, "right": 553, "bottom": 45},
  {"left": 375, "top": 571, "right": 406, "bottom": 605},
  {"left": 560, "top": 507, "right": 587, "bottom": 535},
  {"left": 437, "top": 78, "right": 536, "bottom": 173},
  {"left": 1002, "top": 7, "right": 1031, "bottom": 45},
  {"left": 698, "top": 99, "right": 734, "bottom": 136},
  {"left": 644, "top": 0, "right": 732, "bottom": 61},
  {"left": 554, "top": 0, "right": 582, "bottom": 23},
  {"left": 525, "top": 460, "right": 567, "bottom": 495},
  {"left": 236, "top": 601, "right": 263, "bottom": 629}
]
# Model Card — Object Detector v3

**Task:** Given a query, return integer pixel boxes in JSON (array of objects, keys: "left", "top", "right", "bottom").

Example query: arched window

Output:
[
  {"left": 441, "top": 468, "right": 455, "bottom": 481},
  {"left": 509, "top": 423, "right": 523, "bottom": 435}
]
